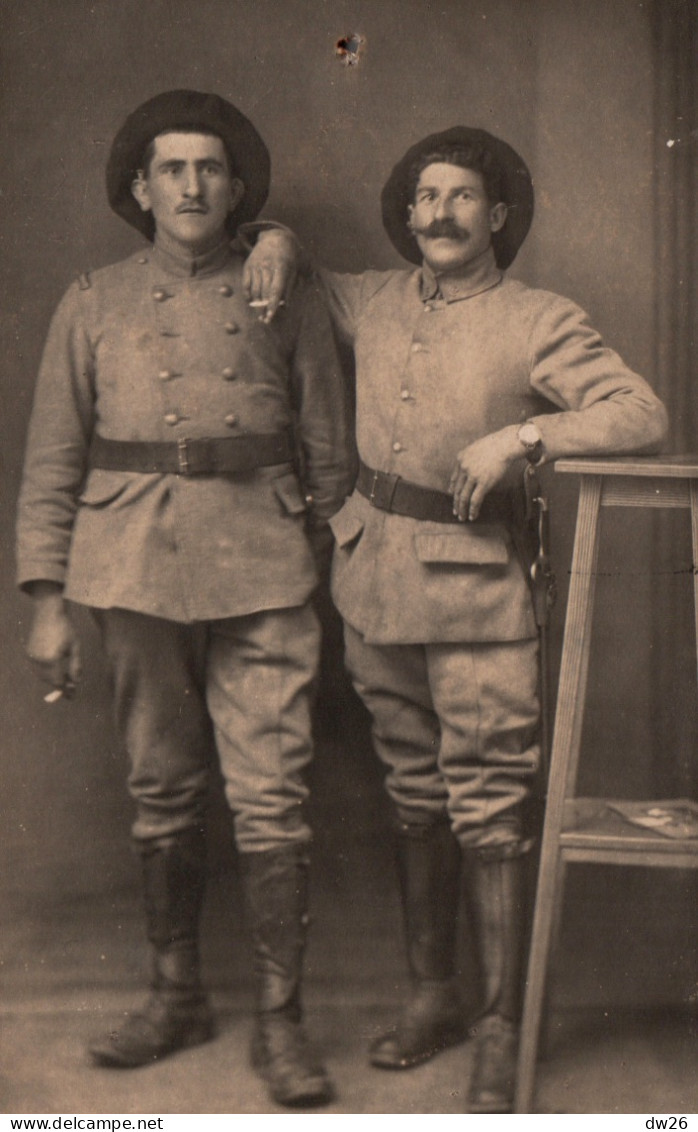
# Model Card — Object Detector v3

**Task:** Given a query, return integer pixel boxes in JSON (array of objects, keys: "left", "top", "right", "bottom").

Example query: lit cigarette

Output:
[
  {"left": 248, "top": 299, "right": 285, "bottom": 308},
  {"left": 44, "top": 688, "right": 63, "bottom": 704}
]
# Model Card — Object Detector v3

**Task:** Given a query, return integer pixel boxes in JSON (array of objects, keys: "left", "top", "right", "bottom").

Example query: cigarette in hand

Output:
[
  {"left": 43, "top": 681, "right": 76, "bottom": 704},
  {"left": 248, "top": 299, "right": 285, "bottom": 308}
]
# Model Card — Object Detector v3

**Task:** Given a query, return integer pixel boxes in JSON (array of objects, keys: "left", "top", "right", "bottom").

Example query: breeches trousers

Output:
[
  {"left": 94, "top": 605, "right": 320, "bottom": 851},
  {"left": 343, "top": 623, "right": 540, "bottom": 852}
]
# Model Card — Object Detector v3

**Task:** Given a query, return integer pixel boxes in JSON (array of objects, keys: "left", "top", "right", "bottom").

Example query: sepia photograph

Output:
[{"left": 1, "top": 0, "right": 697, "bottom": 1120}]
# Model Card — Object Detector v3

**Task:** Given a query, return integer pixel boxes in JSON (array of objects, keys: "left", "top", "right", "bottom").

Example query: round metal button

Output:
[
  {"left": 392, "top": 441, "right": 403, "bottom": 452},
  {"left": 222, "top": 367, "right": 236, "bottom": 381},
  {"left": 400, "top": 389, "right": 411, "bottom": 401},
  {"left": 218, "top": 284, "right": 233, "bottom": 297},
  {"left": 137, "top": 257, "right": 148, "bottom": 265},
  {"left": 153, "top": 289, "right": 168, "bottom": 302},
  {"left": 224, "top": 321, "right": 240, "bottom": 334},
  {"left": 164, "top": 412, "right": 179, "bottom": 426},
  {"left": 158, "top": 369, "right": 174, "bottom": 381},
  {"left": 224, "top": 413, "right": 238, "bottom": 427},
  {"left": 411, "top": 342, "right": 424, "bottom": 353}
]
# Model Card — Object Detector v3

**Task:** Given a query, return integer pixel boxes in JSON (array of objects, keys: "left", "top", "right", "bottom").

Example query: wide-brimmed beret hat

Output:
[
  {"left": 381, "top": 126, "right": 534, "bottom": 269},
  {"left": 106, "top": 89, "right": 270, "bottom": 240}
]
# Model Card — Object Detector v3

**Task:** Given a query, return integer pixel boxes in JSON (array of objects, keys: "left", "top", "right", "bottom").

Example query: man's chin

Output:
[
  {"left": 421, "top": 244, "right": 474, "bottom": 273},
  {"left": 164, "top": 219, "right": 228, "bottom": 253}
]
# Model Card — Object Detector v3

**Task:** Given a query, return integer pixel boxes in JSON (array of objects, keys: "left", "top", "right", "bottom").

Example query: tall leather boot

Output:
[
  {"left": 369, "top": 819, "right": 469, "bottom": 1069},
  {"left": 240, "top": 845, "right": 334, "bottom": 1108},
  {"left": 465, "top": 850, "right": 527, "bottom": 1113},
  {"left": 88, "top": 828, "right": 214, "bottom": 1068}
]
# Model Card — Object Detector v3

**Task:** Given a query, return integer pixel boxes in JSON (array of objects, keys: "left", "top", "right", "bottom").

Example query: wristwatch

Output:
[{"left": 517, "top": 421, "right": 543, "bottom": 464}]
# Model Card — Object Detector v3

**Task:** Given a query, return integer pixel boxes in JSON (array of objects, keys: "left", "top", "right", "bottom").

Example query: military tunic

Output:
[
  {"left": 319, "top": 254, "right": 667, "bottom": 848},
  {"left": 16, "top": 237, "right": 352, "bottom": 850},
  {"left": 17, "top": 239, "right": 349, "bottom": 620},
  {"left": 324, "top": 260, "right": 668, "bottom": 645}
]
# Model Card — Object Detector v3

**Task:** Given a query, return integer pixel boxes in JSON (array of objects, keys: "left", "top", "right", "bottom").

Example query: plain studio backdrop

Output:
[{"left": 1, "top": 0, "right": 697, "bottom": 1116}]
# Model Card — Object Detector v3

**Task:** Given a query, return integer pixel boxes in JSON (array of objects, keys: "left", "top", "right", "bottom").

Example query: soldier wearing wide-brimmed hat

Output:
[
  {"left": 16, "top": 90, "right": 352, "bottom": 1108},
  {"left": 244, "top": 124, "right": 667, "bottom": 1112}
]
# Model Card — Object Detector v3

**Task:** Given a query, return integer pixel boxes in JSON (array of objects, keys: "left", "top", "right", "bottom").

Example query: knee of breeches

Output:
[
  {"left": 460, "top": 836, "right": 535, "bottom": 862},
  {"left": 392, "top": 804, "right": 451, "bottom": 837}
]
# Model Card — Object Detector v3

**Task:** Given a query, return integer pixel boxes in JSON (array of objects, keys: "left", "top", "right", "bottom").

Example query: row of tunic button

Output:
[
  {"left": 151, "top": 282, "right": 236, "bottom": 300},
  {"left": 158, "top": 365, "right": 238, "bottom": 381},
  {"left": 393, "top": 335, "right": 428, "bottom": 438},
  {"left": 393, "top": 341, "right": 425, "bottom": 450},
  {"left": 130, "top": 261, "right": 242, "bottom": 427},
  {"left": 153, "top": 277, "right": 239, "bottom": 425},
  {"left": 164, "top": 412, "right": 239, "bottom": 427}
]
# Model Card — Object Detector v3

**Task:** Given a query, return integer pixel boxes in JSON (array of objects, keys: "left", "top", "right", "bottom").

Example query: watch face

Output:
[{"left": 519, "top": 423, "right": 540, "bottom": 446}]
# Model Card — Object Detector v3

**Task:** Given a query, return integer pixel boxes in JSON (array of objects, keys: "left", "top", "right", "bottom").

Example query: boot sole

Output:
[
  {"left": 89, "top": 1021, "right": 215, "bottom": 1069},
  {"left": 251, "top": 1057, "right": 334, "bottom": 1107},
  {"left": 251, "top": 1043, "right": 334, "bottom": 1107},
  {"left": 468, "top": 1096, "right": 513, "bottom": 1114},
  {"left": 369, "top": 1023, "right": 470, "bottom": 1070}
]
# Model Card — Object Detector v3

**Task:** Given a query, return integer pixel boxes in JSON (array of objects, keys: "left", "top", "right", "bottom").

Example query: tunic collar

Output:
[
  {"left": 419, "top": 246, "right": 502, "bottom": 304},
  {"left": 150, "top": 233, "right": 234, "bottom": 278}
]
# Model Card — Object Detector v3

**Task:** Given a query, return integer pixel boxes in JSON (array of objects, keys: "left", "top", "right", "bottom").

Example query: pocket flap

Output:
[
  {"left": 329, "top": 498, "right": 365, "bottom": 547},
  {"left": 273, "top": 472, "right": 308, "bottom": 515},
  {"left": 415, "top": 525, "right": 509, "bottom": 565},
  {"left": 78, "top": 469, "right": 137, "bottom": 506}
]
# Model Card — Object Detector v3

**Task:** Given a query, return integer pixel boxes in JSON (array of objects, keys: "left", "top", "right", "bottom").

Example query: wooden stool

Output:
[{"left": 515, "top": 454, "right": 698, "bottom": 1113}]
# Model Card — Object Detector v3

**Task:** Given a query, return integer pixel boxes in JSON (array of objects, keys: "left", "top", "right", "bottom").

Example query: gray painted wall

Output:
[{"left": 1, "top": 0, "right": 662, "bottom": 903}]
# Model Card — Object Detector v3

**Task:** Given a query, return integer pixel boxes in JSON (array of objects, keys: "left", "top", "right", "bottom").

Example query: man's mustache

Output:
[{"left": 410, "top": 220, "right": 470, "bottom": 240}]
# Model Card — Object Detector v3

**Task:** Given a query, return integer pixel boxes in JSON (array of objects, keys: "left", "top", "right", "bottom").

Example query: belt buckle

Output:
[
  {"left": 368, "top": 468, "right": 400, "bottom": 511},
  {"left": 177, "top": 437, "right": 190, "bottom": 475}
]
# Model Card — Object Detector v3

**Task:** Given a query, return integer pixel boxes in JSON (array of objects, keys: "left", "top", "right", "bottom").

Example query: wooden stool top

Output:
[{"left": 555, "top": 454, "right": 698, "bottom": 478}]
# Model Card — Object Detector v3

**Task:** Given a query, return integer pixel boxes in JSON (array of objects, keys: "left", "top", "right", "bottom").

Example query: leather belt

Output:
[
  {"left": 88, "top": 431, "right": 295, "bottom": 476},
  {"left": 356, "top": 460, "right": 513, "bottom": 525}
]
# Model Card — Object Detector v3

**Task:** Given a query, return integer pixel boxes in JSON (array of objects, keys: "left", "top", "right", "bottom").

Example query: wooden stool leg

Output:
[
  {"left": 690, "top": 483, "right": 698, "bottom": 689},
  {"left": 537, "top": 857, "right": 568, "bottom": 1061},
  {"left": 515, "top": 475, "right": 603, "bottom": 1113}
]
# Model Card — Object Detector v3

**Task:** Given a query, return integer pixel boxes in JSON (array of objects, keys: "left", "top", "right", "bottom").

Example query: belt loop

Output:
[
  {"left": 177, "top": 437, "right": 190, "bottom": 475},
  {"left": 386, "top": 473, "right": 401, "bottom": 510},
  {"left": 369, "top": 469, "right": 380, "bottom": 505}
]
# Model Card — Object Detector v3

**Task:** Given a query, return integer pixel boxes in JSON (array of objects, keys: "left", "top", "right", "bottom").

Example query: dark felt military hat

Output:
[
  {"left": 106, "top": 89, "right": 270, "bottom": 240},
  {"left": 381, "top": 126, "right": 534, "bottom": 269}
]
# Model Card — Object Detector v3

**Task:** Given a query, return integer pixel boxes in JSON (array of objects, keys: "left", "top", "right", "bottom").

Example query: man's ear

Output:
[
  {"left": 406, "top": 203, "right": 415, "bottom": 231},
  {"left": 228, "top": 177, "right": 245, "bottom": 214},
  {"left": 490, "top": 202, "right": 508, "bottom": 233},
  {"left": 131, "top": 173, "right": 151, "bottom": 214}
]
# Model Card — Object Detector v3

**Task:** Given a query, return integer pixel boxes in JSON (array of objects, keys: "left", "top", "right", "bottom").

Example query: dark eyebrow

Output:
[
  {"left": 155, "top": 157, "right": 226, "bottom": 171},
  {"left": 416, "top": 182, "right": 480, "bottom": 195}
]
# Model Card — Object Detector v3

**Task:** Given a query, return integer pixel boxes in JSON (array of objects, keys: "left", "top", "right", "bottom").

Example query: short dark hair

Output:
[
  {"left": 407, "top": 143, "right": 505, "bottom": 206},
  {"left": 140, "top": 127, "right": 237, "bottom": 177}
]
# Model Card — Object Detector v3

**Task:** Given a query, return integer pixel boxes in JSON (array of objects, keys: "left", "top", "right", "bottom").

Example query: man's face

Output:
[
  {"left": 131, "top": 131, "right": 244, "bottom": 253},
  {"left": 407, "top": 162, "right": 507, "bottom": 274}
]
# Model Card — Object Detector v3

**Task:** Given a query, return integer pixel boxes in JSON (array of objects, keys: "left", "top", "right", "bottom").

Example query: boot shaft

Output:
[
  {"left": 464, "top": 852, "right": 527, "bottom": 1022},
  {"left": 394, "top": 820, "right": 462, "bottom": 982},
  {"left": 240, "top": 844, "right": 311, "bottom": 1018},
  {"left": 137, "top": 828, "right": 207, "bottom": 992}
]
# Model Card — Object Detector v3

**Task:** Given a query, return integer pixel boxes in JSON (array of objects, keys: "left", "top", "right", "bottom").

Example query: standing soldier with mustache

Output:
[
  {"left": 15, "top": 90, "right": 351, "bottom": 1109},
  {"left": 243, "top": 126, "right": 668, "bottom": 1112}
]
